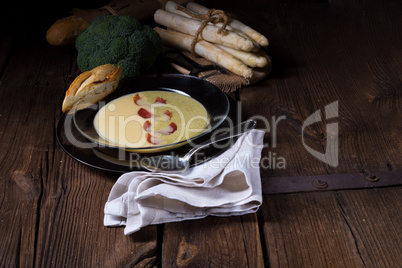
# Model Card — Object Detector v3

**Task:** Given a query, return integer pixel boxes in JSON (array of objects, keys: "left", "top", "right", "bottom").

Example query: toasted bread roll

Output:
[
  {"left": 46, "top": 15, "right": 89, "bottom": 46},
  {"left": 62, "top": 64, "right": 121, "bottom": 113}
]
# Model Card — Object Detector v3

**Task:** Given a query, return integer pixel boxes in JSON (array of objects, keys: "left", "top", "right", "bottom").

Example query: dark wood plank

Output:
[
  {"left": 0, "top": 26, "right": 66, "bottom": 267},
  {"left": 0, "top": 148, "right": 44, "bottom": 267},
  {"left": 162, "top": 214, "right": 265, "bottom": 267},
  {"left": 0, "top": 14, "right": 21, "bottom": 75},
  {"left": 235, "top": 0, "right": 402, "bottom": 179},
  {"left": 0, "top": 15, "right": 159, "bottom": 267},
  {"left": 261, "top": 192, "right": 365, "bottom": 267},
  {"left": 335, "top": 187, "right": 402, "bottom": 268},
  {"left": 34, "top": 150, "right": 158, "bottom": 267},
  {"left": 261, "top": 187, "right": 402, "bottom": 267}
]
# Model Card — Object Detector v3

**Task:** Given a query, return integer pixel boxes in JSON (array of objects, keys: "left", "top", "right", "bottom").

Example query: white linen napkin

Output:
[{"left": 104, "top": 129, "right": 265, "bottom": 235}]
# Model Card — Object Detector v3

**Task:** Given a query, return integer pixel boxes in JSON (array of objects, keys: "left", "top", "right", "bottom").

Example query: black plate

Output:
[
  {"left": 56, "top": 74, "right": 241, "bottom": 173},
  {"left": 73, "top": 74, "right": 230, "bottom": 152}
]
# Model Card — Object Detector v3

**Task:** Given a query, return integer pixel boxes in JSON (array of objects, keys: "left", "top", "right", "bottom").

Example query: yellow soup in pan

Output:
[{"left": 93, "top": 91, "right": 209, "bottom": 149}]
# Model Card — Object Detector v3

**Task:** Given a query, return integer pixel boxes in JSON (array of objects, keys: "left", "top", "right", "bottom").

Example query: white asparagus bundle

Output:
[
  {"left": 165, "top": 1, "right": 237, "bottom": 33},
  {"left": 154, "top": 27, "right": 253, "bottom": 78},
  {"left": 215, "top": 44, "right": 270, "bottom": 68},
  {"left": 154, "top": 9, "right": 258, "bottom": 52},
  {"left": 187, "top": 2, "right": 269, "bottom": 47},
  {"left": 164, "top": 1, "right": 259, "bottom": 47},
  {"left": 163, "top": 1, "right": 269, "bottom": 67}
]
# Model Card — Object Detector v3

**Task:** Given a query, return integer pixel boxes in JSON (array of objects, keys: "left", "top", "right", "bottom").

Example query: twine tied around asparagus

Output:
[{"left": 175, "top": 5, "right": 228, "bottom": 56}]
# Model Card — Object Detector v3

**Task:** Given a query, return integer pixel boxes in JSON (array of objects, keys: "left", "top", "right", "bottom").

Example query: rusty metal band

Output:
[{"left": 262, "top": 170, "right": 402, "bottom": 194}]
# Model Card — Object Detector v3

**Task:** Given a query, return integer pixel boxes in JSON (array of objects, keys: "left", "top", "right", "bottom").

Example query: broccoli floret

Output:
[{"left": 75, "top": 15, "right": 162, "bottom": 79}]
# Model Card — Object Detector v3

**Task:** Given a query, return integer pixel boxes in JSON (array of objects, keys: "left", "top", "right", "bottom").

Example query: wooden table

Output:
[{"left": 1, "top": 0, "right": 401, "bottom": 267}]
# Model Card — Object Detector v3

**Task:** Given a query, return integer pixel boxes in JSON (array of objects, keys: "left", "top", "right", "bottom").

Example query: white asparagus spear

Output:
[
  {"left": 164, "top": 1, "right": 260, "bottom": 50},
  {"left": 165, "top": 1, "right": 197, "bottom": 17},
  {"left": 187, "top": 2, "right": 269, "bottom": 47},
  {"left": 154, "top": 27, "right": 253, "bottom": 78},
  {"left": 215, "top": 44, "right": 269, "bottom": 68},
  {"left": 154, "top": 9, "right": 258, "bottom": 52}
]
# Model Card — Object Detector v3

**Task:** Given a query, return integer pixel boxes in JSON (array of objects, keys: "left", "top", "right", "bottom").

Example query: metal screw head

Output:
[
  {"left": 312, "top": 179, "right": 328, "bottom": 189},
  {"left": 366, "top": 174, "right": 380, "bottom": 182}
]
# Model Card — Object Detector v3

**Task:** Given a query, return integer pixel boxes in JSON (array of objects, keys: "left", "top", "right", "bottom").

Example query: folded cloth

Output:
[{"left": 104, "top": 129, "right": 265, "bottom": 235}]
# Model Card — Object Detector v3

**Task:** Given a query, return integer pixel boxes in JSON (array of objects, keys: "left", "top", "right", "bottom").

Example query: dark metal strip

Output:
[{"left": 262, "top": 170, "right": 402, "bottom": 194}]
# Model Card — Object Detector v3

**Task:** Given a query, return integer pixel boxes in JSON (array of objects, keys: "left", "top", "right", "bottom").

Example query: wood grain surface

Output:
[{"left": 0, "top": 0, "right": 401, "bottom": 267}]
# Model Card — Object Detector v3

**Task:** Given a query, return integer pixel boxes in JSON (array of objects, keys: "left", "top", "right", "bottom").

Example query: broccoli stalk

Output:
[{"left": 75, "top": 15, "right": 162, "bottom": 79}]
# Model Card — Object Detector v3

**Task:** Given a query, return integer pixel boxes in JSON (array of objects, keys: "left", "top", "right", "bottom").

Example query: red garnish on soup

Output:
[
  {"left": 154, "top": 97, "right": 167, "bottom": 104},
  {"left": 138, "top": 108, "right": 153, "bottom": 118}
]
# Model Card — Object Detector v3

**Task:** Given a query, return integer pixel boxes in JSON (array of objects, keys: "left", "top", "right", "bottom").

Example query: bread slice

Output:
[{"left": 62, "top": 64, "right": 122, "bottom": 113}]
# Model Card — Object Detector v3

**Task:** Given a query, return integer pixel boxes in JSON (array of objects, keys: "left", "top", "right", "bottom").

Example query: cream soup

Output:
[{"left": 93, "top": 91, "right": 209, "bottom": 148}]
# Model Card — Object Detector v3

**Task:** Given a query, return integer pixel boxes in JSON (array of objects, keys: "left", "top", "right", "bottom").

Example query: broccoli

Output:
[{"left": 75, "top": 15, "right": 162, "bottom": 79}]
